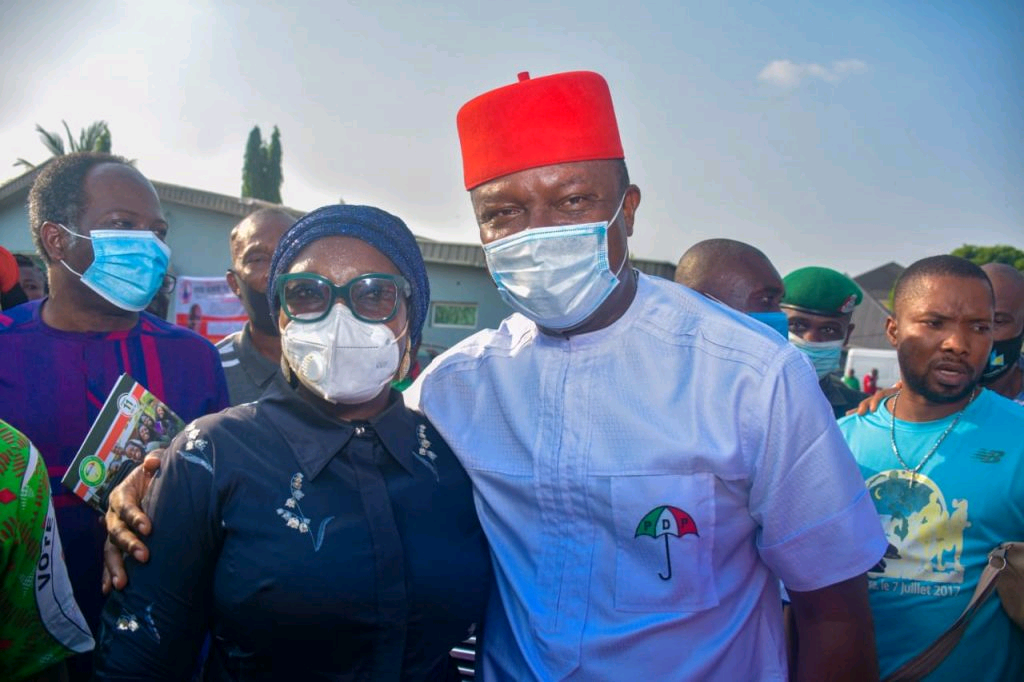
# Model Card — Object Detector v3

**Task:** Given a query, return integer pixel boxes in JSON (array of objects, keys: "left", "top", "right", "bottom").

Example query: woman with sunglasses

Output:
[{"left": 94, "top": 205, "right": 490, "bottom": 680}]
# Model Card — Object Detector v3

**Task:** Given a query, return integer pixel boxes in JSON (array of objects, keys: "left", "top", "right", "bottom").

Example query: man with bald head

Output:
[
  {"left": 979, "top": 262, "right": 1024, "bottom": 404},
  {"left": 0, "top": 152, "right": 229, "bottom": 677},
  {"left": 216, "top": 208, "right": 296, "bottom": 404},
  {"left": 675, "top": 238, "right": 788, "bottom": 336}
]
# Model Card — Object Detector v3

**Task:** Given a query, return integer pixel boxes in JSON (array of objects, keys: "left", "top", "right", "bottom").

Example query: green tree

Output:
[
  {"left": 14, "top": 120, "right": 112, "bottom": 169},
  {"left": 266, "top": 127, "right": 283, "bottom": 204},
  {"left": 95, "top": 127, "right": 112, "bottom": 153},
  {"left": 951, "top": 244, "right": 1024, "bottom": 271},
  {"left": 241, "top": 126, "right": 264, "bottom": 199},
  {"left": 240, "top": 125, "right": 284, "bottom": 203}
]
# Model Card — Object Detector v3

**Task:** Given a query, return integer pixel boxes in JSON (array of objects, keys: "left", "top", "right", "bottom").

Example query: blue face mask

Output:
[
  {"left": 59, "top": 225, "right": 170, "bottom": 312},
  {"left": 747, "top": 311, "right": 789, "bottom": 338},
  {"left": 483, "top": 194, "right": 627, "bottom": 331},
  {"left": 788, "top": 333, "right": 844, "bottom": 379}
]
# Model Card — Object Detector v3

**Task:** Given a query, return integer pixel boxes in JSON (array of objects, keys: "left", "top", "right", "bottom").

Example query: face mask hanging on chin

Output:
[
  {"left": 789, "top": 333, "right": 844, "bottom": 379},
  {"left": 482, "top": 193, "right": 628, "bottom": 331},
  {"left": 233, "top": 274, "right": 279, "bottom": 337},
  {"left": 58, "top": 225, "right": 170, "bottom": 312},
  {"left": 982, "top": 329, "right": 1024, "bottom": 383}
]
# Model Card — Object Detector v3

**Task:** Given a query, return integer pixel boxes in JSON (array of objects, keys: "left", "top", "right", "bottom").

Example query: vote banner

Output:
[{"left": 174, "top": 276, "right": 246, "bottom": 343}]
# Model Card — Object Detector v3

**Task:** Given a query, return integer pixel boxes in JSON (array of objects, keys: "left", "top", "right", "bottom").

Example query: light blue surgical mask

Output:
[
  {"left": 789, "top": 333, "right": 844, "bottom": 379},
  {"left": 483, "top": 194, "right": 627, "bottom": 331},
  {"left": 748, "top": 311, "right": 789, "bottom": 338},
  {"left": 59, "top": 225, "right": 170, "bottom": 312}
]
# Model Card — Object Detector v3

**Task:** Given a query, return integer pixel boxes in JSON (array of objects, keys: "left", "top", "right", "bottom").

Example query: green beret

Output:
[{"left": 780, "top": 266, "right": 863, "bottom": 316}]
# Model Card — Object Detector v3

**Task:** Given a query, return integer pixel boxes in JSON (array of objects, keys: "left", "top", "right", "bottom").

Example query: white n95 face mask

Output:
[
  {"left": 482, "top": 194, "right": 627, "bottom": 331},
  {"left": 281, "top": 303, "right": 405, "bottom": 404}
]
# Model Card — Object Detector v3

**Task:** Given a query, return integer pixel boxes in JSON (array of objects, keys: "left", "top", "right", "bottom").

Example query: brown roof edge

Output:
[
  {"left": 0, "top": 165, "right": 45, "bottom": 205},
  {"left": 0, "top": 165, "right": 305, "bottom": 219},
  {"left": 151, "top": 181, "right": 306, "bottom": 219}
]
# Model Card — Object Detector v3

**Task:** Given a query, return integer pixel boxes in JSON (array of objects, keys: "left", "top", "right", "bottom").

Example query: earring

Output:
[{"left": 397, "top": 338, "right": 412, "bottom": 381}]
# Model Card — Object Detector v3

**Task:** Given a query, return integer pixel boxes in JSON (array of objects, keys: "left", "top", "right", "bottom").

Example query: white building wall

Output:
[{"left": 420, "top": 262, "right": 511, "bottom": 351}]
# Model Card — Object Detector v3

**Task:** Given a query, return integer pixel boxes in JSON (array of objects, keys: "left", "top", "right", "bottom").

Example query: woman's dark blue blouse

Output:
[{"left": 94, "top": 383, "right": 490, "bottom": 681}]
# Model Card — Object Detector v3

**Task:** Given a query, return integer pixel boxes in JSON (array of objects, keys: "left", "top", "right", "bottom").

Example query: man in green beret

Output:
[{"left": 781, "top": 266, "right": 868, "bottom": 417}]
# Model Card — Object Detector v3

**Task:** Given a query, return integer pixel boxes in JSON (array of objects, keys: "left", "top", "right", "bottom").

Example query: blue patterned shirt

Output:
[{"left": 0, "top": 299, "right": 229, "bottom": 643}]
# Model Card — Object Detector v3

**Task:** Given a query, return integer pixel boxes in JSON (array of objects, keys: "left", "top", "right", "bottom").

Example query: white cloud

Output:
[{"left": 757, "top": 59, "right": 867, "bottom": 89}]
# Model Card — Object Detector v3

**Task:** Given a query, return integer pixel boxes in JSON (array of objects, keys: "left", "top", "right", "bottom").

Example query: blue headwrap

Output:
[{"left": 267, "top": 204, "right": 430, "bottom": 346}]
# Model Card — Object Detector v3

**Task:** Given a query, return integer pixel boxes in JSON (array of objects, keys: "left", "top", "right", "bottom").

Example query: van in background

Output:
[{"left": 844, "top": 348, "right": 900, "bottom": 392}]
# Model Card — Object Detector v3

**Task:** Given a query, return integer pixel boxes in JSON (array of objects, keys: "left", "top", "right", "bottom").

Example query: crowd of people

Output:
[{"left": 1, "top": 69, "right": 1021, "bottom": 681}]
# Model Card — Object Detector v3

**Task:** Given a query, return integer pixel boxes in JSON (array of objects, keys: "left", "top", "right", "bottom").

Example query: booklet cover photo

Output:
[{"left": 61, "top": 373, "right": 184, "bottom": 511}]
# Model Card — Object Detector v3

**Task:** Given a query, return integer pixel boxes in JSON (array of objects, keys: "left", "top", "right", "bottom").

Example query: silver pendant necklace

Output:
[{"left": 889, "top": 387, "right": 977, "bottom": 487}]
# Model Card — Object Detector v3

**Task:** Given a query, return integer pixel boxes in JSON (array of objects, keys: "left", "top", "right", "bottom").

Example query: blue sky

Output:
[{"left": 1, "top": 0, "right": 1020, "bottom": 278}]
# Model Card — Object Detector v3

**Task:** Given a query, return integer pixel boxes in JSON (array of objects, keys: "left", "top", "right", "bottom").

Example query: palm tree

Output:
[{"left": 14, "top": 120, "right": 112, "bottom": 169}]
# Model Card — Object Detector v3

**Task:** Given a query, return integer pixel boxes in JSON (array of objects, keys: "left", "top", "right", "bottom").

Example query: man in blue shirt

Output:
[{"left": 839, "top": 255, "right": 1024, "bottom": 680}]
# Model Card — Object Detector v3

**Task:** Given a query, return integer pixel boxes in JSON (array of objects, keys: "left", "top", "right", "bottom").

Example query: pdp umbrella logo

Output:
[{"left": 635, "top": 505, "right": 699, "bottom": 580}]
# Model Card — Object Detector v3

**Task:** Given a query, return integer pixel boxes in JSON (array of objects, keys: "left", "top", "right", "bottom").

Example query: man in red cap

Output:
[
  {"left": 102, "top": 71, "right": 886, "bottom": 681},
  {"left": 0, "top": 245, "right": 29, "bottom": 310},
  {"left": 412, "top": 71, "right": 884, "bottom": 680}
]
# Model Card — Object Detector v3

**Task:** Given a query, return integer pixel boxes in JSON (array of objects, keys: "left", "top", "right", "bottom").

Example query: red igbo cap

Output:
[
  {"left": 0, "top": 246, "right": 19, "bottom": 293},
  {"left": 457, "top": 71, "right": 624, "bottom": 190}
]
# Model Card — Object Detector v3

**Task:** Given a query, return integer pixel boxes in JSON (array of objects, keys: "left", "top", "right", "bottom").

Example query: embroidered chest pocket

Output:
[{"left": 611, "top": 473, "right": 719, "bottom": 613}]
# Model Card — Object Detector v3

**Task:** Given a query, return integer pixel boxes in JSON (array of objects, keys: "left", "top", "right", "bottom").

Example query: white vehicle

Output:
[{"left": 844, "top": 348, "right": 900, "bottom": 392}]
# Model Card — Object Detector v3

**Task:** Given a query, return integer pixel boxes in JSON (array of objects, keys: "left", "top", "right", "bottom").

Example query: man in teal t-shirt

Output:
[{"left": 839, "top": 255, "right": 1024, "bottom": 681}]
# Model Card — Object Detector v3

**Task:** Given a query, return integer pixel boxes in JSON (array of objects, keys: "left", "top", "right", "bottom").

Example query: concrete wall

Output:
[
  {"left": 159, "top": 203, "right": 236, "bottom": 277},
  {"left": 0, "top": 198, "right": 34, "bottom": 254}
]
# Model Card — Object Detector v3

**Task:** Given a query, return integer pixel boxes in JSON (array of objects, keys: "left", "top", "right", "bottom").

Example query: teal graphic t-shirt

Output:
[{"left": 838, "top": 389, "right": 1024, "bottom": 681}]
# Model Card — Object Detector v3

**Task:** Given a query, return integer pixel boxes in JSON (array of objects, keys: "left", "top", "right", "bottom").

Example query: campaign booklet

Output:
[{"left": 61, "top": 373, "right": 184, "bottom": 511}]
